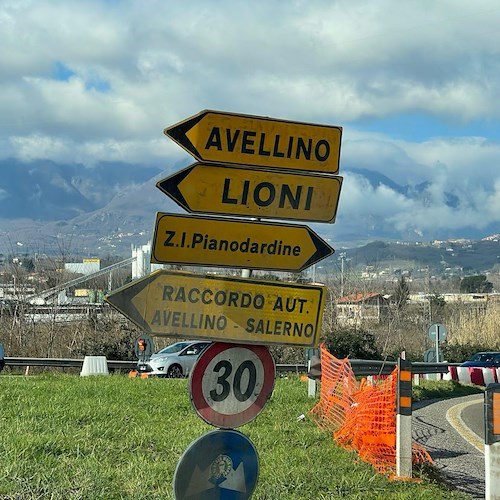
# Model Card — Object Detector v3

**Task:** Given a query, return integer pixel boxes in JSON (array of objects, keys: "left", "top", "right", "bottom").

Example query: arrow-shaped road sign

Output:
[
  {"left": 105, "top": 270, "right": 326, "bottom": 347},
  {"left": 151, "top": 212, "right": 334, "bottom": 272},
  {"left": 157, "top": 163, "right": 342, "bottom": 223},
  {"left": 165, "top": 110, "right": 342, "bottom": 174}
]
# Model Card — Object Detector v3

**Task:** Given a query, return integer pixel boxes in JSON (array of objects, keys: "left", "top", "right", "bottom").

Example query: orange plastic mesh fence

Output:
[{"left": 310, "top": 344, "right": 432, "bottom": 475}]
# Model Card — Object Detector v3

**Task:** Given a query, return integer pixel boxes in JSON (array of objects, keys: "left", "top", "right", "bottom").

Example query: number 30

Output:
[{"left": 210, "top": 360, "right": 257, "bottom": 402}]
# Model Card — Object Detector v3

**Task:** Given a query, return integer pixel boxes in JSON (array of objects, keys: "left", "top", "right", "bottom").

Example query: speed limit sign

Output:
[{"left": 189, "top": 342, "right": 276, "bottom": 429}]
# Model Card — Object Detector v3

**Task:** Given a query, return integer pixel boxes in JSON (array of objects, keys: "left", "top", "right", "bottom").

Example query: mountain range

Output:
[{"left": 0, "top": 158, "right": 496, "bottom": 257}]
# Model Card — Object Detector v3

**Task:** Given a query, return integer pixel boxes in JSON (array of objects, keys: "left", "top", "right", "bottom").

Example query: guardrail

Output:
[
  {"left": 3, "top": 357, "right": 458, "bottom": 376},
  {"left": 4, "top": 357, "right": 137, "bottom": 371},
  {"left": 349, "top": 359, "right": 460, "bottom": 376}
]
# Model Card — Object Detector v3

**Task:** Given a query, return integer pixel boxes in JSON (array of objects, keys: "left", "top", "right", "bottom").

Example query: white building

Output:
[
  {"left": 65, "top": 258, "right": 101, "bottom": 275},
  {"left": 131, "top": 242, "right": 163, "bottom": 279}
]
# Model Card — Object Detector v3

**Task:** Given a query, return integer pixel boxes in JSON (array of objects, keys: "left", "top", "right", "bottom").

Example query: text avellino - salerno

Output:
[{"left": 150, "top": 309, "right": 315, "bottom": 339}]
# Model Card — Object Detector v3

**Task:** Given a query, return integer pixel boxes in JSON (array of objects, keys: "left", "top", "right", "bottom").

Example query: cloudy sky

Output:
[{"left": 1, "top": 0, "right": 499, "bottom": 240}]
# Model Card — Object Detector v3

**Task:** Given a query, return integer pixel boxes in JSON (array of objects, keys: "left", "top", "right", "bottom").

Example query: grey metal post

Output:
[
  {"left": 435, "top": 325, "right": 440, "bottom": 374},
  {"left": 485, "top": 383, "right": 500, "bottom": 499},
  {"left": 396, "top": 357, "right": 412, "bottom": 478}
]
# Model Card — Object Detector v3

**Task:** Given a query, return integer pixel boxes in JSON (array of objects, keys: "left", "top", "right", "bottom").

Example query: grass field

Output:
[{"left": 0, "top": 374, "right": 470, "bottom": 499}]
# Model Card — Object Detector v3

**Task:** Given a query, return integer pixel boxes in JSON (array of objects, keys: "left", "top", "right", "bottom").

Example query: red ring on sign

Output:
[{"left": 190, "top": 342, "right": 275, "bottom": 428}]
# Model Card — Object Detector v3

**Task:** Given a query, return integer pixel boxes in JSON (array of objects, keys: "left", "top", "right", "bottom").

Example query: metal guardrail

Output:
[
  {"left": 4, "top": 357, "right": 137, "bottom": 370},
  {"left": 3, "top": 357, "right": 458, "bottom": 376},
  {"left": 349, "top": 359, "right": 460, "bottom": 376}
]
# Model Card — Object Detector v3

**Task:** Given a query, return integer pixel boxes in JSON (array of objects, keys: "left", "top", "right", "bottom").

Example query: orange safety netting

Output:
[{"left": 310, "top": 344, "right": 432, "bottom": 476}]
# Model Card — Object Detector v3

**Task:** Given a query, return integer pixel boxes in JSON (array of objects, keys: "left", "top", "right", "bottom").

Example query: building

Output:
[
  {"left": 64, "top": 258, "right": 101, "bottom": 275},
  {"left": 131, "top": 242, "right": 163, "bottom": 280},
  {"left": 336, "top": 292, "right": 390, "bottom": 326}
]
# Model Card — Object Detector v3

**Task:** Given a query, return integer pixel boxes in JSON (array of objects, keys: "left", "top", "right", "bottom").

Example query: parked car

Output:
[
  {"left": 136, "top": 340, "right": 211, "bottom": 377},
  {"left": 460, "top": 352, "right": 500, "bottom": 368}
]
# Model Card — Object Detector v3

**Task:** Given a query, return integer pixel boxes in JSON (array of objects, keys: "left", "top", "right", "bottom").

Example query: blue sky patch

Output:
[
  {"left": 351, "top": 113, "right": 499, "bottom": 142},
  {"left": 53, "top": 61, "right": 76, "bottom": 81},
  {"left": 52, "top": 61, "right": 110, "bottom": 92},
  {"left": 85, "top": 79, "right": 111, "bottom": 92}
]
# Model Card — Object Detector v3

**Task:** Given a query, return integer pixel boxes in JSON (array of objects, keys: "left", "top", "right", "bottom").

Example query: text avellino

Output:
[{"left": 205, "top": 127, "right": 331, "bottom": 163}]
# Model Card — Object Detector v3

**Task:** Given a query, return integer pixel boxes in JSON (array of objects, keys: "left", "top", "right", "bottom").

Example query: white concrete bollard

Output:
[{"left": 80, "top": 356, "right": 109, "bottom": 376}]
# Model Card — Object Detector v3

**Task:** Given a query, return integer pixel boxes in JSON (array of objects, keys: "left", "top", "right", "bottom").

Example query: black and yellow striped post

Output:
[
  {"left": 485, "top": 383, "right": 500, "bottom": 499},
  {"left": 396, "top": 357, "right": 412, "bottom": 478}
]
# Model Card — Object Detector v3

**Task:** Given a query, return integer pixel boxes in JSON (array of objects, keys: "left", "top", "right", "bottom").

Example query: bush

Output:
[
  {"left": 442, "top": 343, "right": 493, "bottom": 363},
  {"left": 323, "top": 328, "right": 383, "bottom": 360}
]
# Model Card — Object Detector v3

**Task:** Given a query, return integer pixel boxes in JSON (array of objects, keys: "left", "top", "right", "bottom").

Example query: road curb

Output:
[{"left": 446, "top": 398, "right": 484, "bottom": 453}]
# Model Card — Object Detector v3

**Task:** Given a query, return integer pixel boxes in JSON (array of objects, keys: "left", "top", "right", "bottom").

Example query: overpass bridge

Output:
[{"left": 28, "top": 256, "right": 137, "bottom": 304}]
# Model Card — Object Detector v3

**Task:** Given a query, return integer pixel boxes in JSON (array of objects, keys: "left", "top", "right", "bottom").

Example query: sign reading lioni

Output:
[
  {"left": 151, "top": 213, "right": 334, "bottom": 272},
  {"left": 156, "top": 163, "right": 342, "bottom": 223},
  {"left": 105, "top": 270, "right": 326, "bottom": 348},
  {"left": 165, "top": 110, "right": 342, "bottom": 174}
]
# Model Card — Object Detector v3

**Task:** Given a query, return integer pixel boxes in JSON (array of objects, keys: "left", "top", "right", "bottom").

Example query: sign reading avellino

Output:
[
  {"left": 151, "top": 213, "right": 334, "bottom": 272},
  {"left": 105, "top": 270, "right": 326, "bottom": 347},
  {"left": 156, "top": 163, "right": 342, "bottom": 223},
  {"left": 165, "top": 110, "right": 342, "bottom": 174}
]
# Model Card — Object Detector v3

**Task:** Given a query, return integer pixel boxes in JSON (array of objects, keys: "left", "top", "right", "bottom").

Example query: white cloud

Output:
[{"left": 1, "top": 0, "right": 500, "bottom": 238}]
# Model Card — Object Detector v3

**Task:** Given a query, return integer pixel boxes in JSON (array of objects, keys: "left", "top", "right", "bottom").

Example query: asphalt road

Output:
[
  {"left": 413, "top": 394, "right": 485, "bottom": 499},
  {"left": 461, "top": 400, "right": 484, "bottom": 441}
]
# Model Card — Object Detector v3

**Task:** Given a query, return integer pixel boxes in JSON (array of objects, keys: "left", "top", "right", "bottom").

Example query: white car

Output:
[{"left": 136, "top": 340, "right": 211, "bottom": 378}]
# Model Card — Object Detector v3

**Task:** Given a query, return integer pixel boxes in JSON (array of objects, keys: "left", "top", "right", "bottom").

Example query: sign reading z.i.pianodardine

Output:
[
  {"left": 165, "top": 110, "right": 342, "bottom": 174},
  {"left": 151, "top": 213, "right": 334, "bottom": 272},
  {"left": 105, "top": 270, "right": 326, "bottom": 348}
]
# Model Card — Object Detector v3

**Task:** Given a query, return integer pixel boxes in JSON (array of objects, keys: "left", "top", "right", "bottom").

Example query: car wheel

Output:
[{"left": 167, "top": 364, "right": 183, "bottom": 378}]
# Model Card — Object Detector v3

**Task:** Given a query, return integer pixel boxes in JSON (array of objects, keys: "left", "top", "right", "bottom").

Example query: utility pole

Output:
[
  {"left": 425, "top": 265, "right": 432, "bottom": 325},
  {"left": 339, "top": 252, "right": 346, "bottom": 296}
]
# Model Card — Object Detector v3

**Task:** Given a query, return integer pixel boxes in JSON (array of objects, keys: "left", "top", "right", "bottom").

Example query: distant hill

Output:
[
  {"left": 0, "top": 158, "right": 162, "bottom": 221},
  {"left": 335, "top": 238, "right": 500, "bottom": 274},
  {"left": 0, "top": 159, "right": 498, "bottom": 259}
]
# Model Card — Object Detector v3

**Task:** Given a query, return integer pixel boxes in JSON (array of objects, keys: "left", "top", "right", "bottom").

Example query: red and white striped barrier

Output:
[{"left": 444, "top": 366, "right": 500, "bottom": 386}]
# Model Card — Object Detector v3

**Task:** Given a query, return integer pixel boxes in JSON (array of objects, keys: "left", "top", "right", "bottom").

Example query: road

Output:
[
  {"left": 413, "top": 394, "right": 485, "bottom": 499},
  {"left": 461, "top": 400, "right": 484, "bottom": 441}
]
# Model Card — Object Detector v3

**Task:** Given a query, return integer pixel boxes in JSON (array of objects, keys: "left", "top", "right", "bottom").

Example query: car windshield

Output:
[
  {"left": 470, "top": 353, "right": 494, "bottom": 362},
  {"left": 156, "top": 342, "right": 191, "bottom": 355}
]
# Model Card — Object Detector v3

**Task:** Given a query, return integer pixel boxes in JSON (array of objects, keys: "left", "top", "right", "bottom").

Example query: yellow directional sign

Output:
[
  {"left": 105, "top": 270, "right": 326, "bottom": 347},
  {"left": 157, "top": 163, "right": 343, "bottom": 223},
  {"left": 151, "top": 213, "right": 334, "bottom": 272},
  {"left": 165, "top": 110, "right": 342, "bottom": 174}
]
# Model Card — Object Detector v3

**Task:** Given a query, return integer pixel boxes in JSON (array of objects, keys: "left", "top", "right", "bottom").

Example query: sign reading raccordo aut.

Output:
[
  {"left": 165, "top": 110, "right": 342, "bottom": 174},
  {"left": 105, "top": 270, "right": 326, "bottom": 348}
]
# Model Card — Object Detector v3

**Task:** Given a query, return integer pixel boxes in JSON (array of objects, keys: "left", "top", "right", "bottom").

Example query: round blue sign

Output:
[{"left": 173, "top": 429, "right": 259, "bottom": 499}]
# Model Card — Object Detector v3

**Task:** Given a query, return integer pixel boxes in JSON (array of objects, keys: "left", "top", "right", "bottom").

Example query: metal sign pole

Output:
[{"left": 435, "top": 325, "right": 440, "bottom": 366}]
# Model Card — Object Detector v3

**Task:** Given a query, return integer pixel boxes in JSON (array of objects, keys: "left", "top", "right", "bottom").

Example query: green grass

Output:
[
  {"left": 412, "top": 379, "right": 484, "bottom": 402},
  {"left": 0, "top": 374, "right": 469, "bottom": 499}
]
